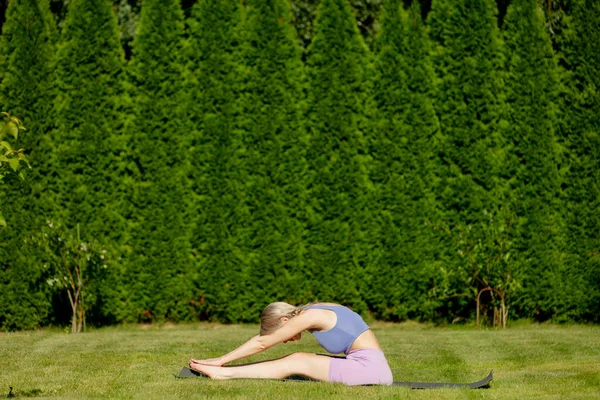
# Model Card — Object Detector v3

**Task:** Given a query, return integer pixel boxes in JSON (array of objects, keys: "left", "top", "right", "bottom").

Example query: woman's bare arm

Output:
[
  {"left": 190, "top": 335, "right": 263, "bottom": 366},
  {"left": 191, "top": 311, "right": 318, "bottom": 366}
]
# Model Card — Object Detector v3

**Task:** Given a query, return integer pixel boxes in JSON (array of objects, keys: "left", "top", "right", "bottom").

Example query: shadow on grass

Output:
[{"left": 7, "top": 387, "right": 44, "bottom": 398}]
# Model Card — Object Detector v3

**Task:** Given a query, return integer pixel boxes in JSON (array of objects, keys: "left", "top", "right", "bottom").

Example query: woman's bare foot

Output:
[{"left": 189, "top": 361, "right": 228, "bottom": 380}]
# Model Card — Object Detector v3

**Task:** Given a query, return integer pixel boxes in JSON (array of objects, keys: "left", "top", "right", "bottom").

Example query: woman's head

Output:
[{"left": 259, "top": 302, "right": 303, "bottom": 336}]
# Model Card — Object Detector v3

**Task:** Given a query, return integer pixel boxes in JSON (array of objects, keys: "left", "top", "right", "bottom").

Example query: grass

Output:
[{"left": 1, "top": 322, "right": 599, "bottom": 399}]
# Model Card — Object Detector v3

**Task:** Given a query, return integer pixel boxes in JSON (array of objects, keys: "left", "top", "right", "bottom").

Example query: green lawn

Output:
[{"left": 1, "top": 322, "right": 599, "bottom": 399}]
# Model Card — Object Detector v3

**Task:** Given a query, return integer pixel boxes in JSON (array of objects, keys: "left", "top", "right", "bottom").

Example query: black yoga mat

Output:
[{"left": 175, "top": 367, "right": 493, "bottom": 389}]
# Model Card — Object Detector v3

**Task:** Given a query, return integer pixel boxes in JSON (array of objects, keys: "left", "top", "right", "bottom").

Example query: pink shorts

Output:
[{"left": 328, "top": 348, "right": 393, "bottom": 386}]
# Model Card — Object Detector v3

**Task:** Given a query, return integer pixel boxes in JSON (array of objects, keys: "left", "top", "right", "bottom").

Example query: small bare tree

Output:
[
  {"left": 29, "top": 222, "right": 109, "bottom": 333},
  {"left": 435, "top": 207, "right": 521, "bottom": 328}
]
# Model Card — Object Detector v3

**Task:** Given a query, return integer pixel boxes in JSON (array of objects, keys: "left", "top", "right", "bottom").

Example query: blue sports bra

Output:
[{"left": 305, "top": 305, "right": 370, "bottom": 354}]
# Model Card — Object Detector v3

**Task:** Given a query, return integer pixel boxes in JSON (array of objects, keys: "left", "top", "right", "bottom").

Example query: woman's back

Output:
[{"left": 304, "top": 304, "right": 381, "bottom": 354}]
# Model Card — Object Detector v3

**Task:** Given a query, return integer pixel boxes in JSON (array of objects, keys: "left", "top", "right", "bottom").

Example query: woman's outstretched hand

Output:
[{"left": 189, "top": 357, "right": 224, "bottom": 367}]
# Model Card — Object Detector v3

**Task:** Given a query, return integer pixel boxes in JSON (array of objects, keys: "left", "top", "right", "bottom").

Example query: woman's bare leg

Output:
[{"left": 189, "top": 353, "right": 330, "bottom": 381}]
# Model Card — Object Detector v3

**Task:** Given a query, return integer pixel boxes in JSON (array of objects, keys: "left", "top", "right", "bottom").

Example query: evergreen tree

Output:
[
  {"left": 428, "top": 0, "right": 507, "bottom": 223},
  {"left": 0, "top": 0, "right": 55, "bottom": 136},
  {"left": 0, "top": 0, "right": 56, "bottom": 330},
  {"left": 236, "top": 0, "right": 309, "bottom": 317},
  {"left": 561, "top": 0, "right": 600, "bottom": 322},
  {"left": 125, "top": 0, "right": 194, "bottom": 322},
  {"left": 185, "top": 0, "right": 246, "bottom": 322},
  {"left": 502, "top": 0, "right": 565, "bottom": 320},
  {"left": 428, "top": 0, "right": 508, "bottom": 320},
  {"left": 304, "top": 0, "right": 372, "bottom": 312},
  {"left": 53, "top": 0, "right": 127, "bottom": 241},
  {"left": 366, "top": 0, "right": 441, "bottom": 321},
  {"left": 51, "top": 0, "right": 127, "bottom": 324}
]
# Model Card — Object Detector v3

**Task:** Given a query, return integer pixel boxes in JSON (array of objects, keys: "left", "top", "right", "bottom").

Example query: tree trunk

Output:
[
  {"left": 67, "top": 288, "right": 81, "bottom": 333},
  {"left": 67, "top": 289, "right": 78, "bottom": 333},
  {"left": 77, "top": 306, "right": 83, "bottom": 333},
  {"left": 500, "top": 296, "right": 508, "bottom": 328}
]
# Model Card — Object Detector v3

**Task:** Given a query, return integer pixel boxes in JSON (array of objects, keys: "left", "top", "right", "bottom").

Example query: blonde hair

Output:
[{"left": 259, "top": 302, "right": 310, "bottom": 336}]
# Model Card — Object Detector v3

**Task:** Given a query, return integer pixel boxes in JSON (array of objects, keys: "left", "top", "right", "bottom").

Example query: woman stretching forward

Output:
[{"left": 189, "top": 302, "right": 393, "bottom": 386}]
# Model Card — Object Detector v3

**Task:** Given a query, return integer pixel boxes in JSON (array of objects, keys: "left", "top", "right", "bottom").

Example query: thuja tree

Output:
[
  {"left": 428, "top": 0, "right": 507, "bottom": 222},
  {"left": 560, "top": 0, "right": 600, "bottom": 322},
  {"left": 53, "top": 0, "right": 127, "bottom": 243},
  {"left": 125, "top": 0, "right": 195, "bottom": 322},
  {"left": 428, "top": 0, "right": 508, "bottom": 321},
  {"left": 0, "top": 0, "right": 56, "bottom": 331},
  {"left": 304, "top": 0, "right": 372, "bottom": 312},
  {"left": 235, "top": 0, "right": 309, "bottom": 317},
  {"left": 51, "top": 0, "right": 127, "bottom": 325},
  {"left": 185, "top": 0, "right": 246, "bottom": 322},
  {"left": 502, "top": 0, "right": 565, "bottom": 321},
  {"left": 0, "top": 0, "right": 55, "bottom": 147},
  {"left": 0, "top": 0, "right": 54, "bottom": 229},
  {"left": 366, "top": 0, "right": 441, "bottom": 321}
]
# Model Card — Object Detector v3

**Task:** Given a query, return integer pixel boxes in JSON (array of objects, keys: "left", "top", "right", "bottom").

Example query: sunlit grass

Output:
[{"left": 1, "top": 322, "right": 599, "bottom": 399}]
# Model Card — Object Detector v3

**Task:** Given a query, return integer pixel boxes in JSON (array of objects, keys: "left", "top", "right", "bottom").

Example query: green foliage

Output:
[
  {"left": 428, "top": 0, "right": 509, "bottom": 320},
  {"left": 185, "top": 0, "right": 246, "bottom": 323},
  {"left": 0, "top": 0, "right": 55, "bottom": 225},
  {"left": 46, "top": 0, "right": 129, "bottom": 328},
  {"left": 428, "top": 0, "right": 507, "bottom": 223},
  {"left": 0, "top": 113, "right": 28, "bottom": 187},
  {"left": 0, "top": 0, "right": 55, "bottom": 224},
  {"left": 0, "top": 0, "right": 54, "bottom": 222},
  {"left": 304, "top": 0, "right": 372, "bottom": 313},
  {"left": 0, "top": 0, "right": 57, "bottom": 331},
  {"left": 53, "top": 0, "right": 127, "bottom": 243},
  {"left": 502, "top": 0, "right": 565, "bottom": 320},
  {"left": 125, "top": 0, "right": 194, "bottom": 322},
  {"left": 560, "top": 0, "right": 600, "bottom": 322},
  {"left": 0, "top": 113, "right": 47, "bottom": 332},
  {"left": 366, "top": 0, "right": 442, "bottom": 321},
  {"left": 0, "top": 0, "right": 56, "bottom": 137},
  {"left": 234, "top": 0, "right": 309, "bottom": 318},
  {"left": 0, "top": 237, "right": 52, "bottom": 330}
]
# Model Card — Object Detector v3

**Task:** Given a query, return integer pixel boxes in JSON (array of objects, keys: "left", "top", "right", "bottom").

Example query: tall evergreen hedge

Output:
[
  {"left": 561, "top": 0, "right": 600, "bottom": 322},
  {"left": 502, "top": 0, "right": 565, "bottom": 320},
  {"left": 125, "top": 0, "right": 194, "bottom": 322},
  {"left": 0, "top": 0, "right": 56, "bottom": 330},
  {"left": 185, "top": 0, "right": 246, "bottom": 322},
  {"left": 0, "top": 0, "right": 599, "bottom": 328},
  {"left": 304, "top": 0, "right": 372, "bottom": 313},
  {"left": 367, "top": 0, "right": 441, "bottom": 321},
  {"left": 235, "top": 0, "right": 309, "bottom": 316}
]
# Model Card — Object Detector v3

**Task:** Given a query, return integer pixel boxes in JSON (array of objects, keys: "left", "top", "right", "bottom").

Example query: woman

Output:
[{"left": 189, "top": 302, "right": 393, "bottom": 386}]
